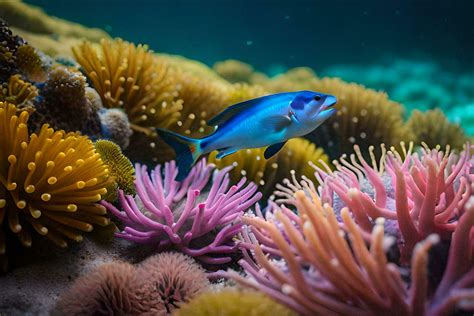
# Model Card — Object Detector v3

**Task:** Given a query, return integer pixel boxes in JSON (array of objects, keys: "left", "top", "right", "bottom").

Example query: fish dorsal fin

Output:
[
  {"left": 207, "top": 93, "right": 283, "bottom": 126},
  {"left": 207, "top": 99, "right": 259, "bottom": 126}
]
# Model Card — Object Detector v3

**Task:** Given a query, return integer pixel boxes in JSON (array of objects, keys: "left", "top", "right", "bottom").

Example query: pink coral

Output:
[
  {"left": 102, "top": 159, "right": 261, "bottom": 265},
  {"left": 224, "top": 191, "right": 474, "bottom": 316},
  {"left": 275, "top": 143, "right": 473, "bottom": 261}
]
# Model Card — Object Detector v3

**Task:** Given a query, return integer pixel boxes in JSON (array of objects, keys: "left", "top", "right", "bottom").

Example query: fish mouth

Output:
[{"left": 317, "top": 95, "right": 337, "bottom": 118}]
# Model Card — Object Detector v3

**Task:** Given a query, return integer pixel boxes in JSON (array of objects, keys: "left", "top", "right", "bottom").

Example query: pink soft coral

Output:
[{"left": 102, "top": 159, "right": 261, "bottom": 265}]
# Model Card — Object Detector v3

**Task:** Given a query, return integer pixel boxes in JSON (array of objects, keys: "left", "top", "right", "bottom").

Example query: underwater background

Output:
[{"left": 0, "top": 0, "right": 473, "bottom": 315}]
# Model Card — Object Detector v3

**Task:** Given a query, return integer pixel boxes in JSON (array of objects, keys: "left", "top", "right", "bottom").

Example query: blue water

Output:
[{"left": 25, "top": 0, "right": 474, "bottom": 75}]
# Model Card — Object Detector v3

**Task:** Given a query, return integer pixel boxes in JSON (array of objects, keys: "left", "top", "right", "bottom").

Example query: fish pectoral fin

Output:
[
  {"left": 262, "top": 115, "right": 292, "bottom": 132},
  {"left": 264, "top": 141, "right": 287, "bottom": 159},
  {"left": 216, "top": 147, "right": 238, "bottom": 159}
]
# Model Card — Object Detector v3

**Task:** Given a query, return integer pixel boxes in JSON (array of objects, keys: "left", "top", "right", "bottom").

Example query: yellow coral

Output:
[
  {"left": 72, "top": 39, "right": 181, "bottom": 130},
  {"left": 209, "top": 138, "right": 329, "bottom": 197},
  {"left": 406, "top": 109, "right": 467, "bottom": 150},
  {"left": 308, "top": 77, "right": 413, "bottom": 159},
  {"left": 262, "top": 67, "right": 318, "bottom": 93},
  {"left": 226, "top": 83, "right": 268, "bottom": 105},
  {"left": 94, "top": 140, "right": 135, "bottom": 199},
  {"left": 15, "top": 44, "right": 46, "bottom": 82},
  {"left": 173, "top": 289, "right": 296, "bottom": 316},
  {"left": 213, "top": 59, "right": 256, "bottom": 83},
  {"left": 0, "top": 74, "right": 37, "bottom": 108},
  {"left": 0, "top": 102, "right": 111, "bottom": 255}
]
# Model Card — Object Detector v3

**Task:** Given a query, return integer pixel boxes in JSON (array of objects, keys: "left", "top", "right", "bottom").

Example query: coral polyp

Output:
[
  {"left": 102, "top": 159, "right": 261, "bottom": 265},
  {"left": 0, "top": 102, "right": 111, "bottom": 255},
  {"left": 228, "top": 191, "right": 474, "bottom": 316}
]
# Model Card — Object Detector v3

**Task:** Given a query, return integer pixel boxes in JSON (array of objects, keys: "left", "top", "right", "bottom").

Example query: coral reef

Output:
[
  {"left": 94, "top": 140, "right": 135, "bottom": 200},
  {"left": 227, "top": 191, "right": 474, "bottom": 316},
  {"left": 209, "top": 138, "right": 329, "bottom": 198},
  {"left": 276, "top": 143, "right": 473, "bottom": 261},
  {"left": 0, "top": 18, "right": 26, "bottom": 82},
  {"left": 213, "top": 59, "right": 268, "bottom": 84},
  {"left": 29, "top": 66, "right": 102, "bottom": 137},
  {"left": 54, "top": 261, "right": 142, "bottom": 315},
  {"left": 446, "top": 103, "right": 474, "bottom": 136},
  {"left": 98, "top": 108, "right": 133, "bottom": 149},
  {"left": 102, "top": 159, "right": 261, "bottom": 265},
  {"left": 15, "top": 44, "right": 47, "bottom": 82},
  {"left": 174, "top": 289, "right": 296, "bottom": 316},
  {"left": 262, "top": 67, "right": 319, "bottom": 93},
  {"left": 0, "top": 103, "right": 111, "bottom": 263},
  {"left": 136, "top": 252, "right": 210, "bottom": 315},
  {"left": 406, "top": 109, "right": 468, "bottom": 150}
]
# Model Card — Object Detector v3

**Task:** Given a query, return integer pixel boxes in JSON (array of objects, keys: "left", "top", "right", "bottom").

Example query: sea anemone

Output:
[
  {"left": 307, "top": 77, "right": 412, "bottom": 160},
  {"left": 102, "top": 159, "right": 261, "bottom": 265},
  {"left": 209, "top": 138, "right": 329, "bottom": 198},
  {"left": 0, "top": 74, "right": 37, "bottom": 109},
  {"left": 0, "top": 102, "right": 111, "bottom": 257},
  {"left": 174, "top": 289, "right": 296, "bottom": 316},
  {"left": 226, "top": 191, "right": 474, "bottom": 316},
  {"left": 94, "top": 140, "right": 135, "bottom": 201},
  {"left": 54, "top": 261, "right": 141, "bottom": 315},
  {"left": 135, "top": 252, "right": 210, "bottom": 315},
  {"left": 275, "top": 143, "right": 472, "bottom": 261},
  {"left": 29, "top": 66, "right": 102, "bottom": 138},
  {"left": 225, "top": 83, "right": 268, "bottom": 105},
  {"left": 406, "top": 109, "right": 468, "bottom": 150},
  {"left": 72, "top": 38, "right": 181, "bottom": 130}
]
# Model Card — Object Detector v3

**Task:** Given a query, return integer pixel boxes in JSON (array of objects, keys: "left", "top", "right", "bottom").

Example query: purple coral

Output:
[{"left": 102, "top": 159, "right": 261, "bottom": 264}]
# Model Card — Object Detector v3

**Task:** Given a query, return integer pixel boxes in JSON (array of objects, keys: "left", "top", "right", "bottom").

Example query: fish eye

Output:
[{"left": 313, "top": 95, "right": 322, "bottom": 101}]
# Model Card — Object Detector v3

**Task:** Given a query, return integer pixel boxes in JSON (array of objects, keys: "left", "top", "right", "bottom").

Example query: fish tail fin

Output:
[{"left": 155, "top": 128, "right": 201, "bottom": 181}]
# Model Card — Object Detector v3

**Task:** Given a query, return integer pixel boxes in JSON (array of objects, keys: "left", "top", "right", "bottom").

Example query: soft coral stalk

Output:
[{"left": 102, "top": 159, "right": 261, "bottom": 264}]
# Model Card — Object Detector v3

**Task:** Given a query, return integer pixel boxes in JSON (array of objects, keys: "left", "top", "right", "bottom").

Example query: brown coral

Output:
[
  {"left": 29, "top": 66, "right": 101, "bottom": 138},
  {"left": 406, "top": 109, "right": 468, "bottom": 150},
  {"left": 54, "top": 261, "right": 142, "bottom": 315},
  {"left": 135, "top": 252, "right": 210, "bottom": 315},
  {"left": 209, "top": 138, "right": 329, "bottom": 198},
  {"left": 307, "top": 77, "right": 413, "bottom": 160},
  {"left": 0, "top": 102, "right": 111, "bottom": 259},
  {"left": 15, "top": 44, "right": 47, "bottom": 82},
  {"left": 0, "top": 18, "right": 26, "bottom": 82}
]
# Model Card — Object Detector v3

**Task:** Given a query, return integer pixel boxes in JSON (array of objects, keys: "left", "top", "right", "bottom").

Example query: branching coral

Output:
[
  {"left": 209, "top": 138, "right": 329, "bottom": 198},
  {"left": 54, "top": 261, "right": 142, "bottom": 315},
  {"left": 72, "top": 38, "right": 181, "bottom": 130},
  {"left": 0, "top": 102, "right": 111, "bottom": 259},
  {"left": 226, "top": 191, "right": 474, "bottom": 316},
  {"left": 30, "top": 66, "right": 102, "bottom": 138},
  {"left": 407, "top": 109, "right": 468, "bottom": 150},
  {"left": 307, "top": 77, "right": 413, "bottom": 160},
  {"left": 275, "top": 143, "right": 472, "bottom": 261},
  {"left": 94, "top": 140, "right": 135, "bottom": 200},
  {"left": 136, "top": 252, "right": 210, "bottom": 315},
  {"left": 174, "top": 289, "right": 296, "bottom": 316},
  {"left": 0, "top": 74, "right": 37, "bottom": 109},
  {"left": 102, "top": 159, "right": 261, "bottom": 265}
]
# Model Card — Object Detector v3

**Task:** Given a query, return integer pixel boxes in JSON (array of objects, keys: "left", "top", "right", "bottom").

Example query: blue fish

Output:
[{"left": 157, "top": 90, "right": 337, "bottom": 180}]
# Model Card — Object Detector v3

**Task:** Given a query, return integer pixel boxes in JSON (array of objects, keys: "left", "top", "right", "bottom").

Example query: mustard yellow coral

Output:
[
  {"left": 308, "top": 77, "right": 412, "bottom": 159},
  {"left": 0, "top": 102, "right": 111, "bottom": 258},
  {"left": 94, "top": 140, "right": 135, "bottom": 199},
  {"left": 0, "top": 74, "right": 37, "bottom": 108},
  {"left": 15, "top": 44, "right": 46, "bottom": 82},
  {"left": 173, "top": 289, "right": 296, "bottom": 316},
  {"left": 209, "top": 138, "right": 329, "bottom": 197},
  {"left": 406, "top": 109, "right": 467, "bottom": 150},
  {"left": 72, "top": 39, "right": 181, "bottom": 130}
]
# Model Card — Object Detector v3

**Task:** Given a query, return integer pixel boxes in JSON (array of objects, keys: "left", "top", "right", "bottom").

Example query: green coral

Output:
[
  {"left": 174, "top": 289, "right": 296, "bottom": 316},
  {"left": 94, "top": 140, "right": 135, "bottom": 200}
]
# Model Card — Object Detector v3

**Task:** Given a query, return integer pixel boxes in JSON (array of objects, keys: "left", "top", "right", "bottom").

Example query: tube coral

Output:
[
  {"left": 227, "top": 191, "right": 474, "bottom": 316},
  {"left": 406, "top": 109, "right": 468, "bottom": 150},
  {"left": 174, "top": 289, "right": 296, "bottom": 316},
  {"left": 0, "top": 102, "right": 111, "bottom": 258},
  {"left": 135, "top": 252, "right": 210, "bottom": 315},
  {"left": 102, "top": 159, "right": 261, "bottom": 265},
  {"left": 275, "top": 143, "right": 472, "bottom": 262},
  {"left": 209, "top": 138, "right": 329, "bottom": 198},
  {"left": 54, "top": 261, "right": 142, "bottom": 315}
]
